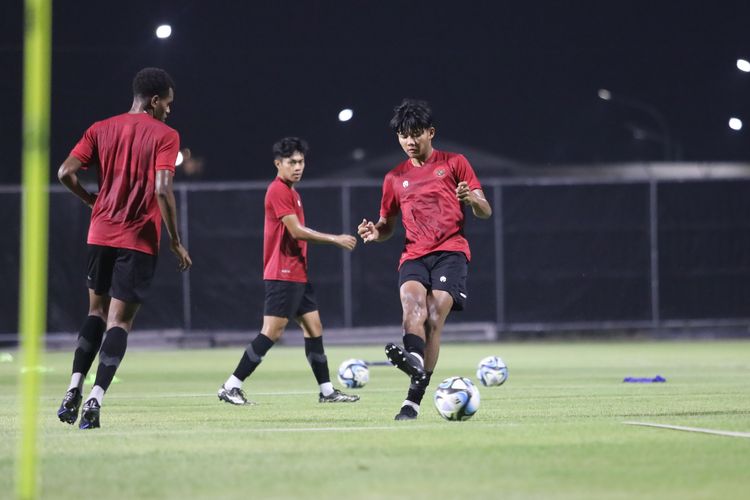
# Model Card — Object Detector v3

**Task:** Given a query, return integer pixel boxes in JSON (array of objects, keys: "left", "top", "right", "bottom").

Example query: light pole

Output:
[{"left": 598, "top": 89, "right": 673, "bottom": 161}]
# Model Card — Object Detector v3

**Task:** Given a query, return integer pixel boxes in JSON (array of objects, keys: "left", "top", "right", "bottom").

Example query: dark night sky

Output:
[{"left": 1, "top": 1, "right": 749, "bottom": 183}]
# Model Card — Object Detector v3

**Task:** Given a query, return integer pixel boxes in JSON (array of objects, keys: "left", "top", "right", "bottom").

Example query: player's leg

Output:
[
  {"left": 385, "top": 275, "right": 430, "bottom": 379},
  {"left": 296, "top": 296, "right": 358, "bottom": 403},
  {"left": 218, "top": 280, "right": 300, "bottom": 405},
  {"left": 79, "top": 298, "right": 140, "bottom": 429},
  {"left": 58, "top": 245, "right": 113, "bottom": 425},
  {"left": 79, "top": 248, "right": 155, "bottom": 429}
]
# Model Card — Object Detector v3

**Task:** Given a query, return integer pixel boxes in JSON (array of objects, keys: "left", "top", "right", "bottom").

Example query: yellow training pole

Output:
[{"left": 18, "top": 0, "right": 52, "bottom": 498}]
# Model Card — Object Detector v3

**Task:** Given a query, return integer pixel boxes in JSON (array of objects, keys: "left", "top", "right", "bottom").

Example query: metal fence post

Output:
[
  {"left": 649, "top": 179, "right": 660, "bottom": 328},
  {"left": 341, "top": 184, "right": 353, "bottom": 327},
  {"left": 179, "top": 184, "right": 192, "bottom": 332},
  {"left": 493, "top": 183, "right": 505, "bottom": 336}
]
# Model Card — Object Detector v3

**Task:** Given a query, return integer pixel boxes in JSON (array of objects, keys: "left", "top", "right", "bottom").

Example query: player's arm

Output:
[
  {"left": 281, "top": 214, "right": 357, "bottom": 250},
  {"left": 456, "top": 182, "right": 492, "bottom": 219},
  {"left": 155, "top": 169, "right": 192, "bottom": 271},
  {"left": 57, "top": 156, "right": 97, "bottom": 208},
  {"left": 357, "top": 216, "right": 397, "bottom": 243}
]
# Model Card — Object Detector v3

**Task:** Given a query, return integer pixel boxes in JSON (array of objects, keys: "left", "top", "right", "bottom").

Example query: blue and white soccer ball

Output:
[
  {"left": 337, "top": 359, "right": 369, "bottom": 389},
  {"left": 476, "top": 356, "right": 508, "bottom": 387},
  {"left": 433, "top": 376, "right": 481, "bottom": 421}
]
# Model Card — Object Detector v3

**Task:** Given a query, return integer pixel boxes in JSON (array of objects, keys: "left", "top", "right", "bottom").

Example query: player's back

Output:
[
  {"left": 71, "top": 112, "right": 180, "bottom": 254},
  {"left": 90, "top": 113, "right": 176, "bottom": 221}
]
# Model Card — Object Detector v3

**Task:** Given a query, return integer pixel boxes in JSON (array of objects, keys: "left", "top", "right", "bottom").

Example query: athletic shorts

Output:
[
  {"left": 399, "top": 251, "right": 469, "bottom": 311},
  {"left": 263, "top": 280, "right": 318, "bottom": 319},
  {"left": 86, "top": 244, "right": 158, "bottom": 304}
]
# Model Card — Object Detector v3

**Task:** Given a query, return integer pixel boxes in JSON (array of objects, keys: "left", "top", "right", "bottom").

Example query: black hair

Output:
[
  {"left": 132, "top": 67, "right": 175, "bottom": 99},
  {"left": 273, "top": 137, "right": 309, "bottom": 159},
  {"left": 389, "top": 98, "right": 434, "bottom": 135}
]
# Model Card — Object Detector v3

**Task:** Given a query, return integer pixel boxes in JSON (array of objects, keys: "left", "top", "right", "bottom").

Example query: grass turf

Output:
[{"left": 1, "top": 341, "right": 749, "bottom": 499}]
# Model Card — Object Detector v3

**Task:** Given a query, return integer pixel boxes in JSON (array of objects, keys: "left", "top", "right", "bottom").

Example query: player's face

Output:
[
  {"left": 275, "top": 152, "right": 305, "bottom": 184},
  {"left": 151, "top": 88, "right": 174, "bottom": 122},
  {"left": 398, "top": 127, "right": 435, "bottom": 161}
]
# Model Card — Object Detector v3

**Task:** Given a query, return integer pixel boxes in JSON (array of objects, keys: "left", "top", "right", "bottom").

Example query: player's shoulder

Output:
[
  {"left": 386, "top": 158, "right": 413, "bottom": 178},
  {"left": 266, "top": 177, "right": 290, "bottom": 196},
  {"left": 437, "top": 150, "right": 469, "bottom": 164}
]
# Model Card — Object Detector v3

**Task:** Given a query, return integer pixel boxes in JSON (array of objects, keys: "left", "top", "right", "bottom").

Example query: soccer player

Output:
[
  {"left": 357, "top": 99, "right": 492, "bottom": 420},
  {"left": 56, "top": 67, "right": 192, "bottom": 429},
  {"left": 217, "top": 137, "right": 360, "bottom": 405}
]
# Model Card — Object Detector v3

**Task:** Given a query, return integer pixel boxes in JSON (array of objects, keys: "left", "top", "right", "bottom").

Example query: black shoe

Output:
[
  {"left": 79, "top": 398, "right": 101, "bottom": 430},
  {"left": 394, "top": 405, "right": 419, "bottom": 421},
  {"left": 57, "top": 387, "right": 82, "bottom": 425},
  {"left": 319, "top": 388, "right": 360, "bottom": 403},
  {"left": 385, "top": 343, "right": 425, "bottom": 379}
]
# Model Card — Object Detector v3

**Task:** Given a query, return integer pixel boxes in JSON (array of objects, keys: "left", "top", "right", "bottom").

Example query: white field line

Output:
[{"left": 623, "top": 421, "right": 750, "bottom": 439}]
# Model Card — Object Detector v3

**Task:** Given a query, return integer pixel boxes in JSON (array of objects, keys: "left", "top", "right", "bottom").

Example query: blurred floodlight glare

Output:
[
  {"left": 156, "top": 25, "right": 172, "bottom": 39},
  {"left": 729, "top": 117, "right": 743, "bottom": 131},
  {"left": 338, "top": 109, "right": 353, "bottom": 122},
  {"left": 597, "top": 89, "right": 612, "bottom": 100},
  {"left": 176, "top": 151, "right": 184, "bottom": 166},
  {"left": 737, "top": 59, "right": 750, "bottom": 72}
]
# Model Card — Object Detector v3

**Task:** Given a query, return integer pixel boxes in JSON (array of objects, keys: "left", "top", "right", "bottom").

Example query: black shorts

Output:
[
  {"left": 399, "top": 251, "right": 469, "bottom": 311},
  {"left": 263, "top": 280, "right": 318, "bottom": 319},
  {"left": 86, "top": 244, "right": 158, "bottom": 304}
]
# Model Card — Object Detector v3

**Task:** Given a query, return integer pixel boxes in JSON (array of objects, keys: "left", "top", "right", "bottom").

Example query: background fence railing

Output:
[{"left": 2, "top": 176, "right": 750, "bottom": 341}]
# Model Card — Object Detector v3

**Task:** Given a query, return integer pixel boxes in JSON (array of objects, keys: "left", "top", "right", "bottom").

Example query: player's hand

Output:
[
  {"left": 170, "top": 240, "right": 192, "bottom": 272},
  {"left": 357, "top": 218, "right": 379, "bottom": 243},
  {"left": 456, "top": 181, "right": 472, "bottom": 205},
  {"left": 334, "top": 234, "right": 357, "bottom": 251}
]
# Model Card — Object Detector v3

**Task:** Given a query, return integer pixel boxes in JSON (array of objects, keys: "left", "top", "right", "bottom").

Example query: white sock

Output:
[
  {"left": 68, "top": 373, "right": 83, "bottom": 391},
  {"left": 402, "top": 400, "right": 420, "bottom": 413},
  {"left": 320, "top": 382, "right": 334, "bottom": 396},
  {"left": 88, "top": 385, "right": 105, "bottom": 405},
  {"left": 224, "top": 375, "right": 243, "bottom": 390}
]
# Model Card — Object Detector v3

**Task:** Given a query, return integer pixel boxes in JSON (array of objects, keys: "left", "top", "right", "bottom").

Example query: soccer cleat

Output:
[
  {"left": 57, "top": 387, "right": 82, "bottom": 425},
  {"left": 79, "top": 398, "right": 101, "bottom": 429},
  {"left": 394, "top": 405, "right": 419, "bottom": 421},
  {"left": 319, "top": 388, "right": 360, "bottom": 403},
  {"left": 217, "top": 385, "right": 254, "bottom": 405},
  {"left": 385, "top": 343, "right": 425, "bottom": 380}
]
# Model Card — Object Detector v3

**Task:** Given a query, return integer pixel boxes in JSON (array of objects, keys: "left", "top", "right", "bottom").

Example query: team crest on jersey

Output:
[
  {"left": 402, "top": 180, "right": 409, "bottom": 188},
  {"left": 435, "top": 169, "right": 446, "bottom": 177}
]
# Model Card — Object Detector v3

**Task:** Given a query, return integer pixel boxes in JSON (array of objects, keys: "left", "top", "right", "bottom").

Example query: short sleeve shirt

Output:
[
  {"left": 70, "top": 112, "right": 179, "bottom": 255},
  {"left": 263, "top": 177, "right": 308, "bottom": 282},
  {"left": 379, "top": 150, "right": 482, "bottom": 267}
]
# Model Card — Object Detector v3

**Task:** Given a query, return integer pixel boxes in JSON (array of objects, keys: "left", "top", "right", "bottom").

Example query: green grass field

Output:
[{"left": 1, "top": 341, "right": 749, "bottom": 499}]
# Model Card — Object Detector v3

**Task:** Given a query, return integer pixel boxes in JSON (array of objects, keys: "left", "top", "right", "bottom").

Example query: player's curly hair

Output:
[
  {"left": 273, "top": 137, "right": 309, "bottom": 159},
  {"left": 389, "top": 98, "right": 434, "bottom": 135},
  {"left": 132, "top": 67, "right": 175, "bottom": 99}
]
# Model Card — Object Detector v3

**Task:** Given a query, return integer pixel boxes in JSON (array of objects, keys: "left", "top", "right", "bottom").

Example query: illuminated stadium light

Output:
[
  {"left": 338, "top": 108, "right": 354, "bottom": 122},
  {"left": 176, "top": 151, "right": 184, "bottom": 166},
  {"left": 156, "top": 25, "right": 172, "bottom": 39},
  {"left": 737, "top": 59, "right": 750, "bottom": 72},
  {"left": 729, "top": 117, "right": 743, "bottom": 131},
  {"left": 597, "top": 88, "right": 612, "bottom": 101}
]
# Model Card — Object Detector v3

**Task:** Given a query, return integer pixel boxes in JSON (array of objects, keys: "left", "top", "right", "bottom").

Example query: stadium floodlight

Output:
[
  {"left": 729, "top": 117, "right": 743, "bottom": 131},
  {"left": 338, "top": 108, "right": 353, "bottom": 122},
  {"left": 156, "top": 24, "right": 172, "bottom": 39},
  {"left": 176, "top": 151, "right": 184, "bottom": 166},
  {"left": 597, "top": 89, "right": 612, "bottom": 101},
  {"left": 737, "top": 59, "right": 750, "bottom": 73}
]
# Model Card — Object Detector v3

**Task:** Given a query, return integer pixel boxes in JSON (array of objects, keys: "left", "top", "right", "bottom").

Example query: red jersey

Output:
[
  {"left": 263, "top": 177, "right": 308, "bottom": 282},
  {"left": 379, "top": 149, "right": 482, "bottom": 266},
  {"left": 70, "top": 113, "right": 179, "bottom": 256}
]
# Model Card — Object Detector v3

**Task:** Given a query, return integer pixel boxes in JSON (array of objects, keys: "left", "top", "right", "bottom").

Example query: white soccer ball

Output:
[
  {"left": 476, "top": 356, "right": 508, "bottom": 387},
  {"left": 337, "top": 359, "right": 369, "bottom": 388},
  {"left": 433, "top": 376, "right": 480, "bottom": 421}
]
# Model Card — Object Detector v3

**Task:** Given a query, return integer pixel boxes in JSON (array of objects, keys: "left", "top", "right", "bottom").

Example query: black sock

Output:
[
  {"left": 406, "top": 371, "right": 433, "bottom": 406},
  {"left": 403, "top": 333, "right": 425, "bottom": 358},
  {"left": 93, "top": 327, "right": 128, "bottom": 392},
  {"left": 233, "top": 333, "right": 275, "bottom": 381},
  {"left": 71, "top": 316, "right": 107, "bottom": 377},
  {"left": 304, "top": 336, "right": 330, "bottom": 385}
]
